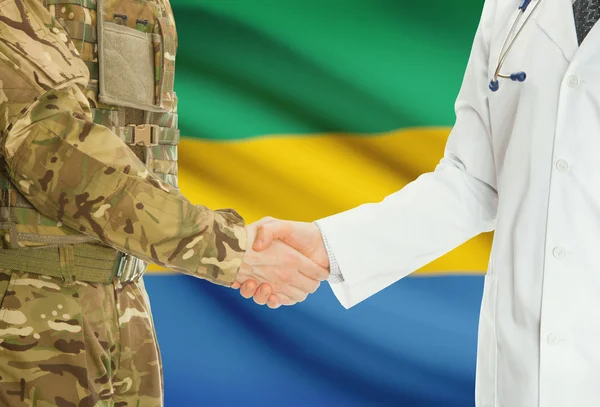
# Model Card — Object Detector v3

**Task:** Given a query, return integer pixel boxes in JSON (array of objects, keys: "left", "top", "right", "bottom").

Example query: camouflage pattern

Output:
[
  {"left": 153, "top": 17, "right": 176, "bottom": 111},
  {"left": 0, "top": 1, "right": 247, "bottom": 405},
  {"left": 0, "top": 0, "right": 247, "bottom": 286},
  {"left": 0, "top": 268, "right": 163, "bottom": 407}
]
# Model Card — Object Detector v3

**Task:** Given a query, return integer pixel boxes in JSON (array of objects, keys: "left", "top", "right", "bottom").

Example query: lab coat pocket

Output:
[{"left": 475, "top": 271, "right": 498, "bottom": 407}]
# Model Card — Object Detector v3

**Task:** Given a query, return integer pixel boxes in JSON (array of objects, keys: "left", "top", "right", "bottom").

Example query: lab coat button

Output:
[
  {"left": 553, "top": 246, "right": 566, "bottom": 259},
  {"left": 547, "top": 334, "right": 561, "bottom": 345},
  {"left": 556, "top": 159, "right": 569, "bottom": 172},
  {"left": 567, "top": 75, "right": 579, "bottom": 88}
]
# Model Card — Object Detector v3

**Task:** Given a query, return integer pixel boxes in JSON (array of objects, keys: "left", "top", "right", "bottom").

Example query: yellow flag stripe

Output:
[{"left": 147, "top": 128, "right": 491, "bottom": 275}]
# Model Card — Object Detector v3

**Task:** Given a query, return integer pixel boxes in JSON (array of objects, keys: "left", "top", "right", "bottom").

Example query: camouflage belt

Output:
[{"left": 0, "top": 244, "right": 146, "bottom": 284}]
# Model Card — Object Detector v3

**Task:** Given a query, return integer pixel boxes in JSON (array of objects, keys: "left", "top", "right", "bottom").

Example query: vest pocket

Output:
[
  {"left": 98, "top": 21, "right": 158, "bottom": 110},
  {"left": 96, "top": 0, "right": 177, "bottom": 113}
]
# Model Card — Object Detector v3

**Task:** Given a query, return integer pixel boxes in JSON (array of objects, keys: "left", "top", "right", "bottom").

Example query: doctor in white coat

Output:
[{"left": 236, "top": 0, "right": 600, "bottom": 405}]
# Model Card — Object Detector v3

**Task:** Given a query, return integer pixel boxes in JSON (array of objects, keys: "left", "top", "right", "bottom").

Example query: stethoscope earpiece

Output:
[
  {"left": 489, "top": 80, "right": 500, "bottom": 92},
  {"left": 510, "top": 71, "right": 527, "bottom": 82}
]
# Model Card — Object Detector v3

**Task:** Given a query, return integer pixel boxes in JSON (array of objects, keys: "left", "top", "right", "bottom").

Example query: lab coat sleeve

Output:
[{"left": 316, "top": 0, "right": 499, "bottom": 309}]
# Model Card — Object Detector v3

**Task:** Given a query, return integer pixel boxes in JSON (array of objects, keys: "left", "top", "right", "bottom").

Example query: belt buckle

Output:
[
  {"left": 113, "top": 251, "right": 145, "bottom": 283},
  {"left": 128, "top": 124, "right": 159, "bottom": 147},
  {"left": 113, "top": 251, "right": 127, "bottom": 281}
]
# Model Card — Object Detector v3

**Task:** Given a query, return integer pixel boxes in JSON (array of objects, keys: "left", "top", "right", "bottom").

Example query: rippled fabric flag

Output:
[{"left": 144, "top": 1, "right": 491, "bottom": 406}]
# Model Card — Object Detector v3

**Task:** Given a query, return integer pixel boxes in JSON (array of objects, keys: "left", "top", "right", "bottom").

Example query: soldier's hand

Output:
[{"left": 233, "top": 223, "right": 328, "bottom": 308}]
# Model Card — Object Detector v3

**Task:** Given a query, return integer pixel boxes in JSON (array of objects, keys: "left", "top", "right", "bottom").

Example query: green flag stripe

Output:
[{"left": 172, "top": 0, "right": 485, "bottom": 141}]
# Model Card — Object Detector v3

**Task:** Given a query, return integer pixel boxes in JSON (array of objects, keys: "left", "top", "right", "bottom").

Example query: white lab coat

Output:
[{"left": 317, "top": 0, "right": 600, "bottom": 406}]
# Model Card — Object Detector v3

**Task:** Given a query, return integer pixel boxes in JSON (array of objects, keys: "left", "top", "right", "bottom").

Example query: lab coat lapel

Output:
[{"left": 534, "top": 0, "right": 578, "bottom": 61}]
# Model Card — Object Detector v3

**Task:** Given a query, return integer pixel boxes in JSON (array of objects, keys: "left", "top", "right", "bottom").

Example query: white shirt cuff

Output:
[{"left": 314, "top": 222, "right": 345, "bottom": 283}]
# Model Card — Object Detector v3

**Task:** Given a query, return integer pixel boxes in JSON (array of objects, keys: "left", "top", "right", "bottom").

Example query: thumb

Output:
[
  {"left": 252, "top": 223, "right": 276, "bottom": 251},
  {"left": 253, "top": 220, "right": 295, "bottom": 251}
]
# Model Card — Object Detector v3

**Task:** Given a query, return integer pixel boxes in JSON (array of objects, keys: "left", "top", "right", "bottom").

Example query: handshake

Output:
[{"left": 231, "top": 217, "right": 330, "bottom": 309}]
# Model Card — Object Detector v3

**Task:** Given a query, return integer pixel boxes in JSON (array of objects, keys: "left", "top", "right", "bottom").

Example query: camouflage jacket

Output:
[{"left": 0, "top": 0, "right": 246, "bottom": 286}]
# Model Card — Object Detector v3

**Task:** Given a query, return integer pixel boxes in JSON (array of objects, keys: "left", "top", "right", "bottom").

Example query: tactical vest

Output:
[{"left": 0, "top": 0, "right": 179, "bottom": 283}]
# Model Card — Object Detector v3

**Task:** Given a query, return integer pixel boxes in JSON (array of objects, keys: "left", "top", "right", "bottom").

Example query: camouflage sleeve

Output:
[{"left": 0, "top": 0, "right": 246, "bottom": 286}]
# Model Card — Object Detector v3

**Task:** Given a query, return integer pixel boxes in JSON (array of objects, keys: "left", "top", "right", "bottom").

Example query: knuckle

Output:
[
  {"left": 255, "top": 225, "right": 268, "bottom": 236},
  {"left": 309, "top": 268, "right": 322, "bottom": 281},
  {"left": 259, "top": 216, "right": 276, "bottom": 225}
]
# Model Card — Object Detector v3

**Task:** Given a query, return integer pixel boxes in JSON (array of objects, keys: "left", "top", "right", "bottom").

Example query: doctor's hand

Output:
[
  {"left": 233, "top": 222, "right": 329, "bottom": 307},
  {"left": 232, "top": 218, "right": 330, "bottom": 308}
]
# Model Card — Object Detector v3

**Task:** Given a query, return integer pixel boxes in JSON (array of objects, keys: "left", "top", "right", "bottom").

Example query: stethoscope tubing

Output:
[{"left": 490, "top": 0, "right": 543, "bottom": 91}]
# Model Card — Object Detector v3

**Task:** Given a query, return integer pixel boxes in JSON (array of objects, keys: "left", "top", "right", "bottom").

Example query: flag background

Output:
[{"left": 144, "top": 0, "right": 491, "bottom": 405}]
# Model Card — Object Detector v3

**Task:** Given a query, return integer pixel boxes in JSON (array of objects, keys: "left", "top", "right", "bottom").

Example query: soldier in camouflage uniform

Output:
[{"left": 0, "top": 0, "right": 329, "bottom": 405}]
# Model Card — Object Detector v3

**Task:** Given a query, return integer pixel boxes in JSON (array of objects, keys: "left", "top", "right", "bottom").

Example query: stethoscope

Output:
[{"left": 489, "top": 0, "right": 542, "bottom": 92}]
